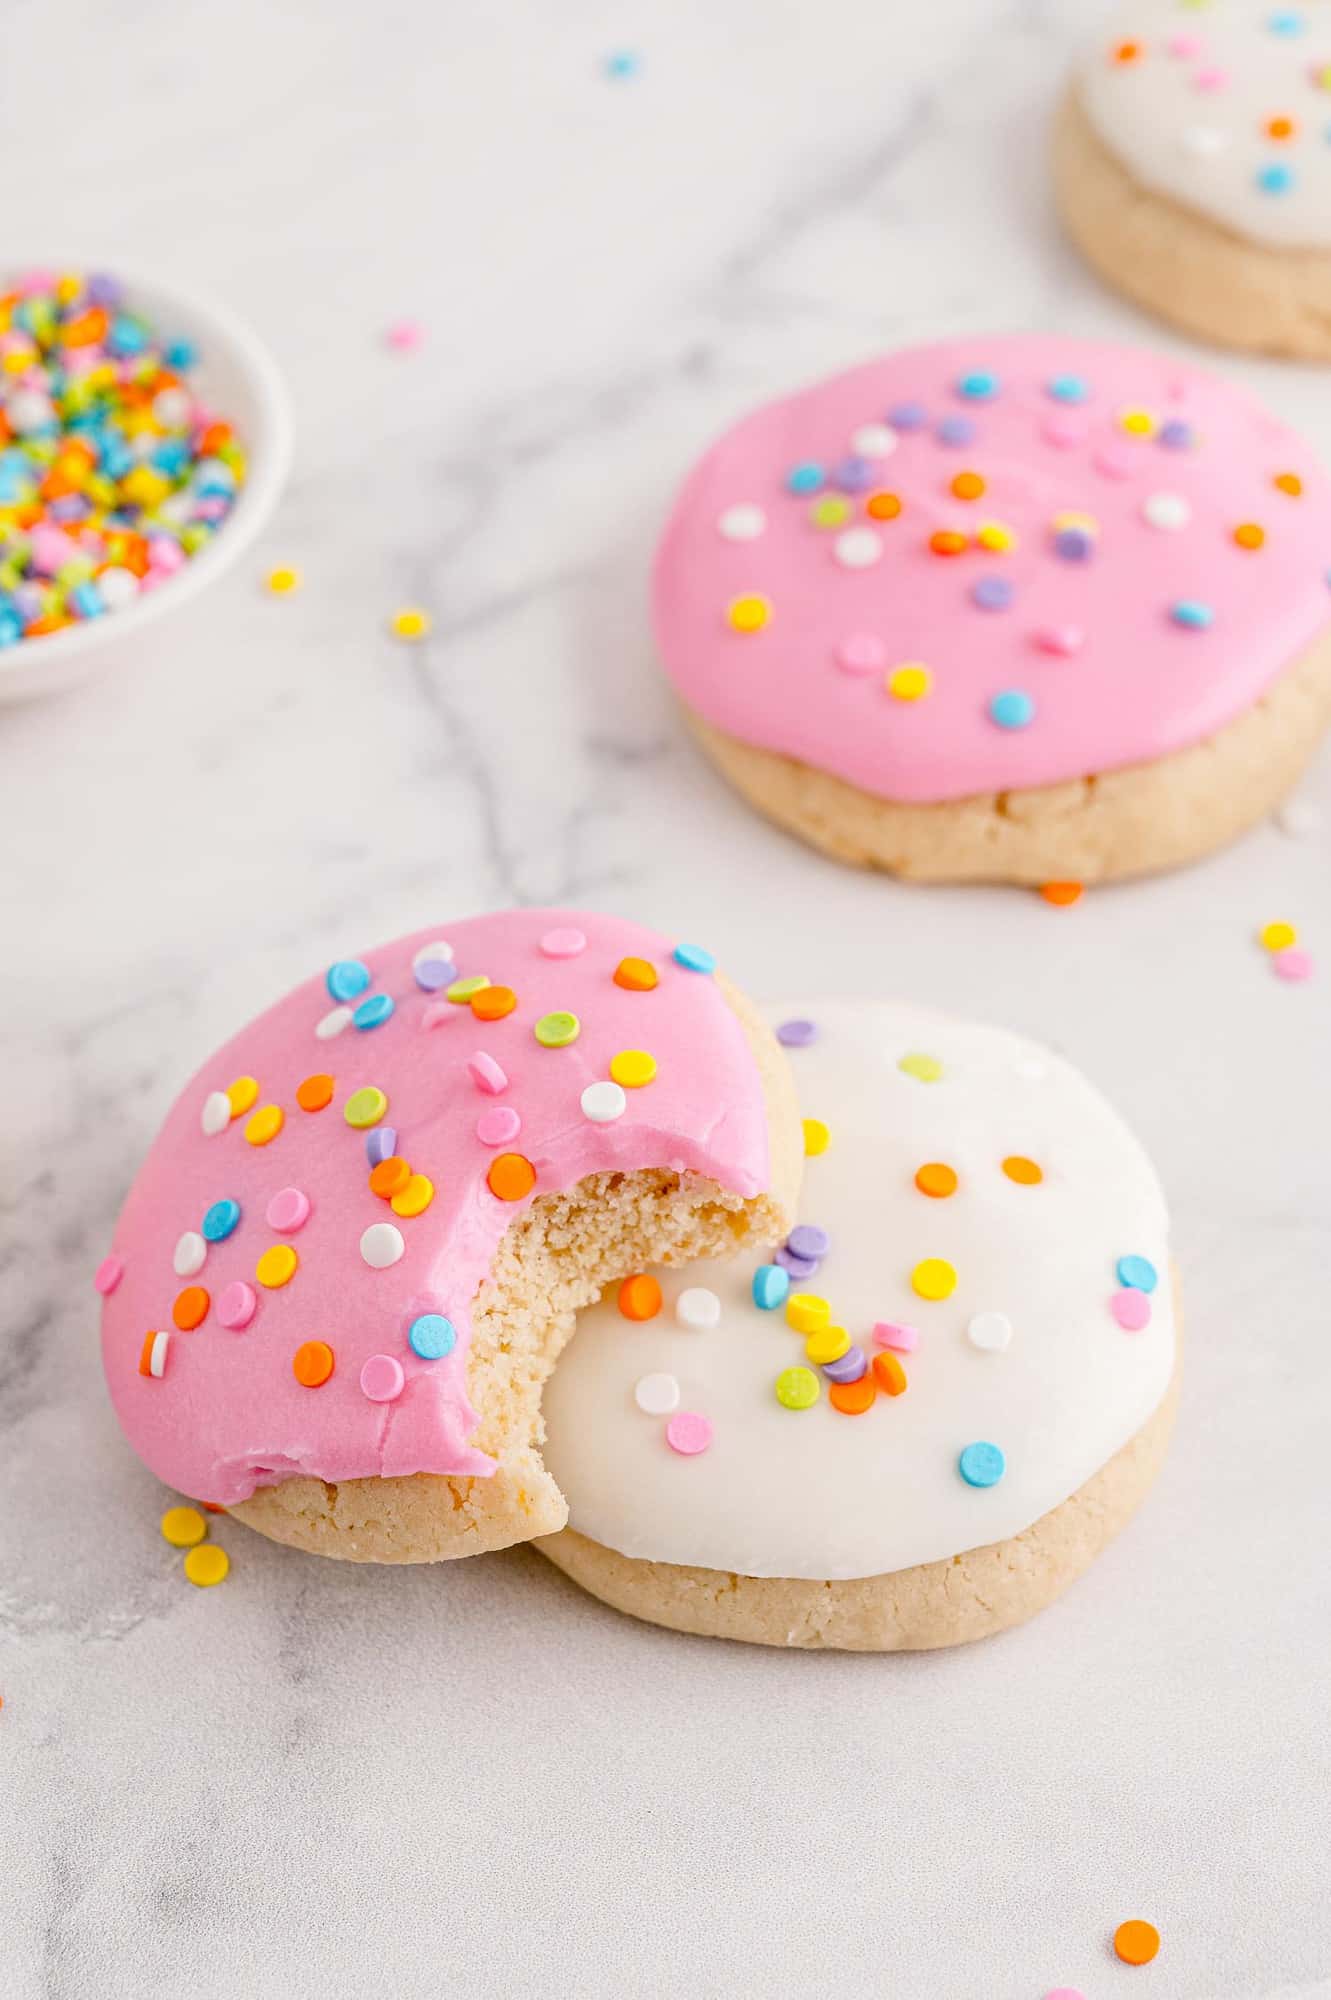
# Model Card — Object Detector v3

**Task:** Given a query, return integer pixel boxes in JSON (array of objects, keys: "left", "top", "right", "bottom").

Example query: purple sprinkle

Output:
[
  {"left": 1054, "top": 527, "right": 1094, "bottom": 562},
  {"left": 787, "top": 1224, "right": 830, "bottom": 1260},
  {"left": 365, "top": 1127, "right": 399, "bottom": 1166},
  {"left": 87, "top": 273, "right": 124, "bottom": 307},
  {"left": 936, "top": 415, "right": 975, "bottom": 447},
  {"left": 822, "top": 1345, "right": 868, "bottom": 1384},
  {"left": 887, "top": 401, "right": 927, "bottom": 431},
  {"left": 775, "top": 1246, "right": 819, "bottom": 1279},
  {"left": 832, "top": 455, "right": 874, "bottom": 493},
  {"left": 1158, "top": 419, "right": 1193, "bottom": 451},
  {"left": 413, "top": 958, "right": 456, "bottom": 992},
  {"left": 776, "top": 1018, "right": 817, "bottom": 1048},
  {"left": 971, "top": 576, "right": 1014, "bottom": 611}
]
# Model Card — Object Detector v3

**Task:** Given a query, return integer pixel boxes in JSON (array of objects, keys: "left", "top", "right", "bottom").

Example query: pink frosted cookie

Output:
[
  {"left": 654, "top": 334, "right": 1331, "bottom": 882},
  {"left": 97, "top": 910, "right": 800, "bottom": 1561}
]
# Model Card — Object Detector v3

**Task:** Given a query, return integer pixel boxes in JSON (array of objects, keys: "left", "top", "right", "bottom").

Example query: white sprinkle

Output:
[
  {"left": 315, "top": 1005, "right": 353, "bottom": 1040},
  {"left": 96, "top": 565, "right": 140, "bottom": 609},
  {"left": 833, "top": 527, "right": 883, "bottom": 570},
  {"left": 360, "top": 1222, "right": 406, "bottom": 1269},
  {"left": 634, "top": 1372, "right": 681, "bottom": 1416},
  {"left": 1141, "top": 491, "right": 1191, "bottom": 531},
  {"left": 967, "top": 1311, "right": 1013, "bottom": 1353},
  {"left": 173, "top": 1231, "right": 207, "bottom": 1278},
  {"left": 1277, "top": 799, "right": 1323, "bottom": 839},
  {"left": 1181, "top": 125, "right": 1228, "bottom": 157},
  {"left": 201, "top": 1090, "right": 231, "bottom": 1136},
  {"left": 147, "top": 1330, "right": 170, "bottom": 1378},
  {"left": 851, "top": 423, "right": 898, "bottom": 459},
  {"left": 676, "top": 1287, "right": 721, "bottom": 1330},
  {"left": 581, "top": 1079, "right": 627, "bottom": 1124},
  {"left": 717, "top": 503, "right": 766, "bottom": 542},
  {"left": 412, "top": 938, "right": 453, "bottom": 969}
]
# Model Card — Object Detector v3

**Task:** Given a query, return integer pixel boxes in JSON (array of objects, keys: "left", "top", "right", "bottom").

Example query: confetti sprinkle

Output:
[
  {"left": 1113, "top": 1921, "right": 1160, "bottom": 1967},
  {"left": 872, "top": 1351, "right": 908, "bottom": 1395},
  {"left": 160, "top": 1505, "right": 207, "bottom": 1548},
  {"left": 390, "top": 606, "right": 431, "bottom": 641},
  {"left": 359, "top": 1223, "right": 404, "bottom": 1268},
  {"left": 775, "top": 1365, "right": 820, "bottom": 1410},
  {"left": 776, "top": 1018, "right": 817, "bottom": 1047},
  {"left": 752, "top": 1264, "right": 790, "bottom": 1309},
  {"left": 912, "top": 1258, "right": 957, "bottom": 1301},
  {"left": 915, "top": 1162, "right": 958, "bottom": 1199},
  {"left": 1273, "top": 946, "right": 1313, "bottom": 980},
  {"left": 1259, "top": 920, "right": 1297, "bottom": 951},
  {"left": 202, "top": 1198, "right": 241, "bottom": 1243},
  {"left": 802, "top": 1117, "right": 830, "bottom": 1155},
  {"left": 293, "top": 1339, "right": 335, "bottom": 1386},
  {"left": 1116, "top": 1254, "right": 1158, "bottom": 1293},
  {"left": 634, "top": 1372, "right": 679, "bottom": 1416},
  {"left": 618, "top": 1274, "right": 663, "bottom": 1322},
  {"left": 967, "top": 1311, "right": 1013, "bottom": 1352},
  {"left": 873, "top": 1320, "right": 918, "bottom": 1353},
  {"left": 255, "top": 1245, "right": 297, "bottom": 1289},
  {"left": 673, "top": 942, "right": 716, "bottom": 973},
  {"left": 1040, "top": 881, "right": 1083, "bottom": 907},
  {"left": 614, "top": 955, "right": 659, "bottom": 992},
  {"left": 959, "top": 1440, "right": 1006, "bottom": 1488},
  {"left": 581, "top": 1079, "right": 628, "bottom": 1122},
  {"left": 609, "top": 1048, "right": 657, "bottom": 1088},
  {"left": 266, "top": 566, "right": 300, "bottom": 594},
  {"left": 899, "top": 1051, "right": 944, "bottom": 1083},
  {"left": 93, "top": 1254, "right": 124, "bottom": 1295},
  {"left": 534, "top": 1009, "right": 580, "bottom": 1048},
  {"left": 728, "top": 593, "right": 770, "bottom": 633},
  {"left": 360, "top": 1354, "right": 405, "bottom": 1403},
  {"left": 665, "top": 1410, "right": 713, "bottom": 1455},
  {"left": 408, "top": 1313, "right": 455, "bottom": 1360},
  {"left": 487, "top": 1152, "right": 536, "bottom": 1201},
  {"left": 385, "top": 320, "right": 425, "bottom": 352},
  {"left": 183, "top": 1544, "right": 230, "bottom": 1587},
  {"left": 676, "top": 1286, "right": 721, "bottom": 1330},
  {"left": 785, "top": 1292, "right": 830, "bottom": 1334}
]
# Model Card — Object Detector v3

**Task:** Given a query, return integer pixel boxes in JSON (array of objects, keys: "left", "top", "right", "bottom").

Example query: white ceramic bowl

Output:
[{"left": 0, "top": 260, "right": 292, "bottom": 702}]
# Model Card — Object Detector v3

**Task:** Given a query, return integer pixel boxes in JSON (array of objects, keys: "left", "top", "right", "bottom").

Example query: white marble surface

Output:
[{"left": 3, "top": 2, "right": 1330, "bottom": 1995}]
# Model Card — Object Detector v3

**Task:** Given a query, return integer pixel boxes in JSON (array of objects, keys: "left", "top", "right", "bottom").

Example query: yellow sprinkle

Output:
[
  {"left": 256, "top": 1245, "right": 299, "bottom": 1289},
  {"left": 609, "top": 1049, "right": 657, "bottom": 1089},
  {"left": 805, "top": 1324, "right": 851, "bottom": 1365},
  {"left": 727, "top": 593, "right": 771, "bottom": 634},
  {"left": 390, "top": 1173, "right": 435, "bottom": 1219},
  {"left": 976, "top": 521, "right": 1017, "bottom": 553},
  {"left": 244, "top": 1104, "right": 284, "bottom": 1147},
  {"left": 226, "top": 1075, "right": 259, "bottom": 1118},
  {"left": 344, "top": 1085, "right": 388, "bottom": 1128},
  {"left": 266, "top": 565, "right": 302, "bottom": 595},
  {"left": 446, "top": 975, "right": 490, "bottom": 1003},
  {"left": 803, "top": 1117, "right": 830, "bottom": 1156},
  {"left": 912, "top": 1257, "right": 957, "bottom": 1301},
  {"left": 898, "top": 1052, "right": 944, "bottom": 1083},
  {"left": 184, "top": 1545, "right": 230, "bottom": 1588},
  {"left": 888, "top": 663, "right": 932, "bottom": 702},
  {"left": 809, "top": 496, "right": 851, "bottom": 529},
  {"left": 160, "top": 1505, "right": 207, "bottom": 1549},
  {"left": 1260, "top": 921, "right": 1297, "bottom": 952},
  {"left": 785, "top": 1293, "right": 830, "bottom": 1335},
  {"left": 391, "top": 606, "right": 432, "bottom": 641},
  {"left": 1119, "top": 408, "right": 1155, "bottom": 436},
  {"left": 775, "top": 1366, "right": 820, "bottom": 1411}
]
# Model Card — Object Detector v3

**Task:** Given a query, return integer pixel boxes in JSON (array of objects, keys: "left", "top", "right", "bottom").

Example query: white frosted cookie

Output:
[
  {"left": 1058, "top": 2, "right": 1331, "bottom": 356},
  {"left": 538, "top": 1001, "right": 1179, "bottom": 1649}
]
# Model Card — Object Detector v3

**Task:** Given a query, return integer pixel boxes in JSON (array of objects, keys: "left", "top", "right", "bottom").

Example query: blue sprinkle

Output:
[
  {"left": 751, "top": 1264, "right": 790, "bottom": 1311},
  {"left": 988, "top": 689, "right": 1035, "bottom": 730},
  {"left": 1170, "top": 598, "right": 1213, "bottom": 630},
  {"left": 822, "top": 1345, "right": 868, "bottom": 1384},
  {"left": 786, "top": 461, "right": 824, "bottom": 495},
  {"left": 1116, "top": 1254, "right": 1159, "bottom": 1294},
  {"left": 971, "top": 576, "right": 1014, "bottom": 611},
  {"left": 164, "top": 337, "right": 198, "bottom": 371},
  {"left": 1267, "top": 8, "right": 1305, "bottom": 33},
  {"left": 202, "top": 1198, "right": 241, "bottom": 1242},
  {"left": 0, "top": 613, "right": 22, "bottom": 649},
  {"left": 886, "top": 401, "right": 927, "bottom": 431},
  {"left": 68, "top": 582, "right": 104, "bottom": 619},
  {"left": 936, "top": 414, "right": 976, "bottom": 447},
  {"left": 1158, "top": 420, "right": 1194, "bottom": 451},
  {"left": 957, "top": 369, "right": 1000, "bottom": 401},
  {"left": 959, "top": 1441, "right": 1006, "bottom": 1489},
  {"left": 1054, "top": 526, "right": 1095, "bottom": 563},
  {"left": 326, "top": 959, "right": 371, "bottom": 1002},
  {"left": 353, "top": 992, "right": 395, "bottom": 1030},
  {"left": 603, "top": 49, "right": 640, "bottom": 78},
  {"left": 1046, "top": 373, "right": 1089, "bottom": 404},
  {"left": 409, "top": 1313, "right": 456, "bottom": 1360},
  {"left": 673, "top": 942, "right": 716, "bottom": 973},
  {"left": 365, "top": 1127, "right": 399, "bottom": 1167},
  {"left": 1256, "top": 162, "right": 1295, "bottom": 194}
]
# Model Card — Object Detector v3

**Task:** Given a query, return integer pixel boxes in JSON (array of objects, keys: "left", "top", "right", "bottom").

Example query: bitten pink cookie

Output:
[
  {"left": 97, "top": 910, "right": 800, "bottom": 1561},
  {"left": 654, "top": 334, "right": 1331, "bottom": 882}
]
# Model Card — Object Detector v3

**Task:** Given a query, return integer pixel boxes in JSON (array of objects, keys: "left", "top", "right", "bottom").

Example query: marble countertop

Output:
[{"left": 3, "top": 1, "right": 1330, "bottom": 1995}]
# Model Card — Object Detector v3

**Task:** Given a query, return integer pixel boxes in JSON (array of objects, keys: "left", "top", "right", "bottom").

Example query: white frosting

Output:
[
  {"left": 541, "top": 1001, "right": 1175, "bottom": 1581},
  {"left": 1077, "top": 2, "right": 1331, "bottom": 250}
]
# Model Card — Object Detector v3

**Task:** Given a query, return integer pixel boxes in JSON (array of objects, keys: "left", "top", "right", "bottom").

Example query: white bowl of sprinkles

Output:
[{"left": 0, "top": 257, "right": 292, "bottom": 702}]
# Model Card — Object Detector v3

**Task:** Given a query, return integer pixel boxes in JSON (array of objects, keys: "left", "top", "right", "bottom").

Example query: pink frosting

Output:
[
  {"left": 654, "top": 335, "right": 1331, "bottom": 802},
  {"left": 99, "top": 911, "right": 771, "bottom": 1504}
]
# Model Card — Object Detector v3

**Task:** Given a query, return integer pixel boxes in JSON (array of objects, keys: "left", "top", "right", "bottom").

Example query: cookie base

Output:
[
  {"left": 536, "top": 1335, "right": 1181, "bottom": 1651},
  {"left": 1053, "top": 86, "right": 1331, "bottom": 361},
  {"left": 681, "top": 634, "right": 1331, "bottom": 884}
]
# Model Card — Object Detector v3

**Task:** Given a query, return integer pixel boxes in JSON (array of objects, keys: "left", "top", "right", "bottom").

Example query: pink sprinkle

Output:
[
  {"left": 1035, "top": 624, "right": 1084, "bottom": 657},
  {"left": 93, "top": 1254, "right": 124, "bottom": 1296},
  {"left": 1194, "top": 65, "right": 1228, "bottom": 92},
  {"left": 1111, "top": 1289, "right": 1152, "bottom": 1332},
  {"left": 1166, "top": 33, "right": 1201, "bottom": 57},
  {"left": 385, "top": 320, "right": 424, "bottom": 352},
  {"left": 217, "top": 1281, "right": 257, "bottom": 1330},
  {"left": 421, "top": 1001, "right": 452, "bottom": 1031},
  {"left": 468, "top": 1050, "right": 509, "bottom": 1093},
  {"left": 539, "top": 926, "right": 587, "bottom": 958},
  {"left": 1093, "top": 445, "right": 1136, "bottom": 481},
  {"left": 1274, "top": 947, "right": 1314, "bottom": 982},
  {"left": 360, "top": 1353, "right": 405, "bottom": 1403},
  {"left": 266, "top": 1186, "right": 311, "bottom": 1233},
  {"left": 835, "top": 632, "right": 886, "bottom": 675},
  {"left": 1044, "top": 1990, "right": 1088, "bottom": 2000},
  {"left": 1041, "top": 413, "right": 1086, "bottom": 450},
  {"left": 873, "top": 1320, "right": 918, "bottom": 1353},
  {"left": 665, "top": 1411, "right": 714, "bottom": 1456},
  {"left": 16, "top": 268, "right": 57, "bottom": 296},
  {"left": 477, "top": 1104, "right": 521, "bottom": 1147}
]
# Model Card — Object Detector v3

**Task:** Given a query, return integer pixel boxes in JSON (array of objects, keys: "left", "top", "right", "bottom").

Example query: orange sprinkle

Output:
[
  {"left": 613, "top": 956, "right": 658, "bottom": 992},
  {"left": 292, "top": 1340, "right": 335, "bottom": 1388},
  {"left": 872, "top": 1351, "right": 908, "bottom": 1397},
  {"left": 1113, "top": 1921, "right": 1160, "bottom": 1967},
  {"left": 866, "top": 491, "right": 902, "bottom": 520},
  {"left": 618, "top": 1274, "right": 663, "bottom": 1321},
  {"left": 1266, "top": 115, "right": 1296, "bottom": 140},
  {"left": 369, "top": 1156, "right": 412, "bottom": 1199},
  {"left": 950, "top": 470, "right": 985, "bottom": 501},
  {"left": 172, "top": 1286, "right": 210, "bottom": 1331},
  {"left": 1111, "top": 38, "right": 1141, "bottom": 62},
  {"left": 1233, "top": 522, "right": 1265, "bottom": 550},
  {"left": 295, "top": 1073, "right": 335, "bottom": 1113},
  {"left": 1275, "top": 471, "right": 1303, "bottom": 497},
  {"left": 914, "top": 1161, "right": 958, "bottom": 1199},
  {"left": 1040, "top": 881, "right": 1084, "bottom": 907},
  {"left": 1002, "top": 1155, "right": 1044, "bottom": 1186},
  {"left": 471, "top": 984, "right": 517, "bottom": 1021},
  {"left": 830, "top": 1374, "right": 877, "bottom": 1415},
  {"left": 487, "top": 1152, "right": 536, "bottom": 1201},
  {"left": 929, "top": 529, "right": 968, "bottom": 557},
  {"left": 137, "top": 1331, "right": 158, "bottom": 1376}
]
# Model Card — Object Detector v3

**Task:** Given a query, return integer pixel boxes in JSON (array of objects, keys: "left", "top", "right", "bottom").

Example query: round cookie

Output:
[
  {"left": 654, "top": 334, "right": 1331, "bottom": 882},
  {"left": 538, "top": 1001, "right": 1179, "bottom": 1650},
  {"left": 1057, "top": 4, "right": 1331, "bottom": 359},
  {"left": 97, "top": 910, "right": 800, "bottom": 1561}
]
